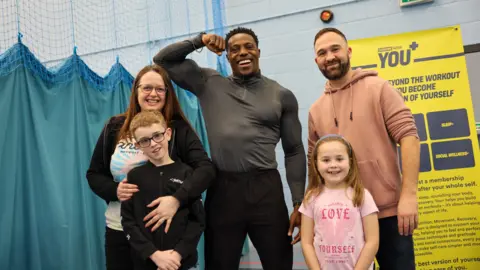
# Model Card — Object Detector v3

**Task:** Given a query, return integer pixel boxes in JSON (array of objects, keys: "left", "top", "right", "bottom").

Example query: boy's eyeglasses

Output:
[
  {"left": 137, "top": 131, "right": 166, "bottom": 148},
  {"left": 138, "top": 85, "right": 167, "bottom": 95}
]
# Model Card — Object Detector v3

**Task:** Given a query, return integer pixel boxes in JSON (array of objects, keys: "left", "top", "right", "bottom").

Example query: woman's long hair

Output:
[
  {"left": 304, "top": 135, "right": 364, "bottom": 207},
  {"left": 116, "top": 64, "right": 188, "bottom": 143}
]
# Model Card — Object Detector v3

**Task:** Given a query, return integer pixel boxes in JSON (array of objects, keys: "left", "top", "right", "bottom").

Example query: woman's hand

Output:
[
  {"left": 116, "top": 179, "right": 138, "bottom": 202},
  {"left": 144, "top": 196, "right": 180, "bottom": 232}
]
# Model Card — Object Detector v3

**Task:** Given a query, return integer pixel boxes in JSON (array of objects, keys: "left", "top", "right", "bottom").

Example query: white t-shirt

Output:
[{"left": 105, "top": 139, "right": 148, "bottom": 231}]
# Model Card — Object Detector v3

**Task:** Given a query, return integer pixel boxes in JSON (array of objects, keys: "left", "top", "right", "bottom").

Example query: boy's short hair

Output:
[{"left": 129, "top": 110, "right": 167, "bottom": 137}]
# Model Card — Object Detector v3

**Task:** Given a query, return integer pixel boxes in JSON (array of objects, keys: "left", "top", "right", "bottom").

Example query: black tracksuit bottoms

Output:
[{"left": 204, "top": 169, "right": 293, "bottom": 270}]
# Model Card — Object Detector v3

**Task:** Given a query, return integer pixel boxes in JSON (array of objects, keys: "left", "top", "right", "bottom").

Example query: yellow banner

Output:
[{"left": 350, "top": 26, "right": 480, "bottom": 270}]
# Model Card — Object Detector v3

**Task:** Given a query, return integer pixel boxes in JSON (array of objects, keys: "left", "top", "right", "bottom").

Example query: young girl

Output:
[{"left": 300, "top": 134, "right": 379, "bottom": 270}]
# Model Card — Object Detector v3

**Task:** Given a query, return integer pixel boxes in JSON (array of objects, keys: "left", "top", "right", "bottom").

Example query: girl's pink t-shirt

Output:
[{"left": 300, "top": 187, "right": 378, "bottom": 270}]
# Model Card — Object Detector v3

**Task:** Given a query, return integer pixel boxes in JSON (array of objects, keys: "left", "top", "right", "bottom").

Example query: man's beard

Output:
[{"left": 320, "top": 58, "right": 350, "bottom": 81}]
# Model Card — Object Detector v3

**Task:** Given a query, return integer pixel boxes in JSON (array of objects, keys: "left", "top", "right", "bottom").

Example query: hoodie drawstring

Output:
[
  {"left": 350, "top": 84, "right": 353, "bottom": 121},
  {"left": 330, "top": 83, "right": 353, "bottom": 128},
  {"left": 330, "top": 93, "right": 338, "bottom": 127}
]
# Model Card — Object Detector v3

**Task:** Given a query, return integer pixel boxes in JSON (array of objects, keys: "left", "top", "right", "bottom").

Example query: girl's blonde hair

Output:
[{"left": 305, "top": 135, "right": 364, "bottom": 207}]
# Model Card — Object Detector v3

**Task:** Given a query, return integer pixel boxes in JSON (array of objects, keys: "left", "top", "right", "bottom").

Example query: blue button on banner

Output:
[
  {"left": 413, "top": 113, "right": 427, "bottom": 141},
  {"left": 431, "top": 139, "right": 475, "bottom": 170},
  {"left": 419, "top": 144, "right": 431, "bottom": 172},
  {"left": 397, "top": 143, "right": 431, "bottom": 172},
  {"left": 427, "top": 109, "right": 470, "bottom": 140}
]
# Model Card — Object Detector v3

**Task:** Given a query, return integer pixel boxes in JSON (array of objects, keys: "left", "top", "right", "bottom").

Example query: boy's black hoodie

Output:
[
  {"left": 86, "top": 114, "right": 216, "bottom": 206},
  {"left": 121, "top": 161, "right": 205, "bottom": 270}
]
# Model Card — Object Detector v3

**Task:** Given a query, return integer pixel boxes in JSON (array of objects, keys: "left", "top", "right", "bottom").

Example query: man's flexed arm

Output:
[{"left": 153, "top": 32, "right": 225, "bottom": 94}]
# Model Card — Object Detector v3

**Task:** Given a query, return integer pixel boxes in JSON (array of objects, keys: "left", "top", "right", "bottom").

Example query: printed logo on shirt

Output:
[
  {"left": 118, "top": 141, "right": 137, "bottom": 150},
  {"left": 111, "top": 139, "right": 148, "bottom": 182},
  {"left": 169, "top": 178, "right": 183, "bottom": 184},
  {"left": 317, "top": 202, "right": 358, "bottom": 260},
  {"left": 319, "top": 245, "right": 355, "bottom": 254},
  {"left": 118, "top": 141, "right": 141, "bottom": 155}
]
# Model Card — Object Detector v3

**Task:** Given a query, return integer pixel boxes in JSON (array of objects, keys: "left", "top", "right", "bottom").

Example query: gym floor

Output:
[{"left": 239, "top": 239, "right": 308, "bottom": 270}]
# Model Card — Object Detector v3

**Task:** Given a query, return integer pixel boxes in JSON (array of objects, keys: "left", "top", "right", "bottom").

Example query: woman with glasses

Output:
[{"left": 86, "top": 64, "right": 216, "bottom": 270}]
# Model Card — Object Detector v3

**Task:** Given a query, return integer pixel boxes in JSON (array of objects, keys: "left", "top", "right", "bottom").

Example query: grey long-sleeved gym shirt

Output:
[{"left": 153, "top": 33, "right": 306, "bottom": 204}]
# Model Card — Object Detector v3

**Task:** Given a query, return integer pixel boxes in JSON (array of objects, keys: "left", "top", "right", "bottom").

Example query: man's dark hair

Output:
[
  {"left": 313, "top": 27, "right": 348, "bottom": 45},
  {"left": 225, "top": 27, "right": 259, "bottom": 49}
]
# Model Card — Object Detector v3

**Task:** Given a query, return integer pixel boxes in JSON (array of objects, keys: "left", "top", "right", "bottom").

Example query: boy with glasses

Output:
[{"left": 121, "top": 110, "right": 205, "bottom": 270}]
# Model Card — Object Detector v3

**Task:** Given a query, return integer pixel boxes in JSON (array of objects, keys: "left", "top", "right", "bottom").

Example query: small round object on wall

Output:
[{"left": 320, "top": 10, "right": 334, "bottom": 23}]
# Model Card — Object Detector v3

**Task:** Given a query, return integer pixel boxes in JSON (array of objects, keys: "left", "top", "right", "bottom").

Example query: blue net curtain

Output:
[{"left": 0, "top": 0, "right": 251, "bottom": 270}]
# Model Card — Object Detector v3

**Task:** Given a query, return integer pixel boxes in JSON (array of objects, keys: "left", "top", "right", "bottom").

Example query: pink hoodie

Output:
[{"left": 308, "top": 69, "right": 418, "bottom": 218}]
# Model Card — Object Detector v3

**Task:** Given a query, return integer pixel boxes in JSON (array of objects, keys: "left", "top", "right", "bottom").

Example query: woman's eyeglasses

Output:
[{"left": 138, "top": 85, "right": 167, "bottom": 95}]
